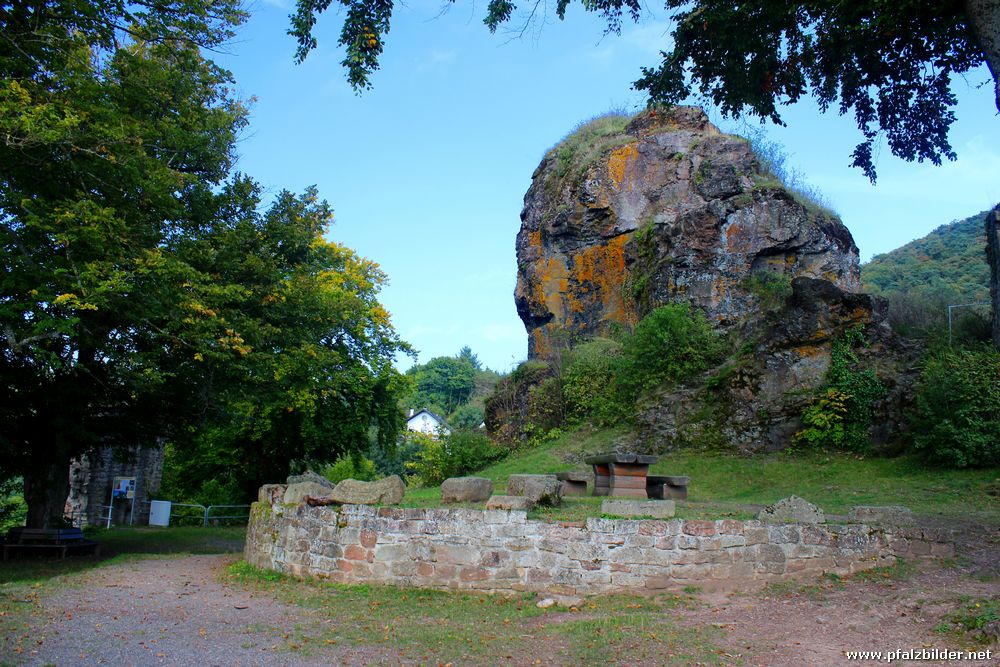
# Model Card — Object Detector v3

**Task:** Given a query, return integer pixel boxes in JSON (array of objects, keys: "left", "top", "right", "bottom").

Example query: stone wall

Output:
[
  {"left": 245, "top": 502, "right": 953, "bottom": 595},
  {"left": 67, "top": 444, "right": 165, "bottom": 527}
]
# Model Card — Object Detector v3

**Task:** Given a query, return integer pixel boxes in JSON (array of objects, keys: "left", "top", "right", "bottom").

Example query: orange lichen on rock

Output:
[{"left": 607, "top": 143, "right": 639, "bottom": 191}]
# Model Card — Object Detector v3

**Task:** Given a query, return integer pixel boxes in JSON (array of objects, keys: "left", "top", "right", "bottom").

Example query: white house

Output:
[{"left": 406, "top": 408, "right": 451, "bottom": 438}]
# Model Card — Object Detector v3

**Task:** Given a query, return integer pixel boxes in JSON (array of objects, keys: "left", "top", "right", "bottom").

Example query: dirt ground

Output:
[{"left": 2, "top": 528, "right": 998, "bottom": 666}]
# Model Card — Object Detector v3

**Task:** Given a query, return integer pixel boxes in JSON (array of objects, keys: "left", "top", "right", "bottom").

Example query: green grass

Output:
[
  {"left": 400, "top": 425, "right": 1000, "bottom": 524},
  {"left": 224, "top": 561, "right": 726, "bottom": 664},
  {"left": 934, "top": 596, "right": 1000, "bottom": 646}
]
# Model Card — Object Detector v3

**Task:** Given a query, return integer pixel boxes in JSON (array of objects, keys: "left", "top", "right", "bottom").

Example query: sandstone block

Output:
[
  {"left": 283, "top": 481, "right": 332, "bottom": 505},
  {"left": 441, "top": 476, "right": 493, "bottom": 503},
  {"left": 523, "top": 477, "right": 563, "bottom": 506},
  {"left": 259, "top": 484, "right": 286, "bottom": 504},
  {"left": 506, "top": 474, "right": 558, "bottom": 496},
  {"left": 486, "top": 495, "right": 535, "bottom": 511},
  {"left": 286, "top": 470, "right": 334, "bottom": 489},
  {"left": 601, "top": 499, "right": 675, "bottom": 519},
  {"left": 757, "top": 495, "right": 825, "bottom": 524},
  {"left": 329, "top": 475, "right": 406, "bottom": 505}
]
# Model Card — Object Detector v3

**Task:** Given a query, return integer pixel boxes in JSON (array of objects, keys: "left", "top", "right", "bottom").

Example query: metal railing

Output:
[{"left": 143, "top": 501, "right": 251, "bottom": 527}]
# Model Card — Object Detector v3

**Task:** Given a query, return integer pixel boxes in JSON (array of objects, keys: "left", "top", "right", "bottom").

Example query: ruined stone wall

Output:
[
  {"left": 245, "top": 503, "right": 952, "bottom": 595},
  {"left": 67, "top": 444, "right": 165, "bottom": 527}
]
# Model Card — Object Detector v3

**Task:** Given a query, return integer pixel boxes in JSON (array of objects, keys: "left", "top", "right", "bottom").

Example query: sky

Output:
[{"left": 213, "top": 0, "right": 1000, "bottom": 372}]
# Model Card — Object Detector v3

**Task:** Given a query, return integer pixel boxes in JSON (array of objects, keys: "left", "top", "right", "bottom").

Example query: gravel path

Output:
[
  {"left": 3, "top": 555, "right": 334, "bottom": 667},
  {"left": 4, "top": 528, "right": 998, "bottom": 666}
]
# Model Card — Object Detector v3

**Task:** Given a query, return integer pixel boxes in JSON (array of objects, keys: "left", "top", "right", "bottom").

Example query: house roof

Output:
[{"left": 407, "top": 408, "right": 449, "bottom": 428}]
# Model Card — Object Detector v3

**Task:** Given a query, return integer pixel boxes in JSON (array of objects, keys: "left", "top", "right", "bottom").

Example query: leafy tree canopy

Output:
[
  {"left": 291, "top": 0, "right": 996, "bottom": 182},
  {"left": 0, "top": 0, "right": 409, "bottom": 525}
]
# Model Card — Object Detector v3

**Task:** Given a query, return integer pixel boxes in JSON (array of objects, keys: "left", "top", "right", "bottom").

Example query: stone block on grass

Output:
[
  {"left": 522, "top": 477, "right": 563, "bottom": 506},
  {"left": 506, "top": 474, "right": 558, "bottom": 496},
  {"left": 441, "top": 476, "right": 493, "bottom": 503},
  {"left": 601, "top": 498, "right": 676, "bottom": 519}
]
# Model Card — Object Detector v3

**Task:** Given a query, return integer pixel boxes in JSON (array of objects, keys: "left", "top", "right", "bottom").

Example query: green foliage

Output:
[
  {"left": 796, "top": 389, "right": 850, "bottom": 448},
  {"left": 561, "top": 338, "right": 625, "bottom": 424},
  {"left": 742, "top": 270, "right": 793, "bottom": 311},
  {"left": 406, "top": 430, "right": 508, "bottom": 486},
  {"left": 617, "top": 303, "right": 725, "bottom": 402},
  {"left": 936, "top": 597, "right": 1000, "bottom": 644},
  {"left": 321, "top": 453, "right": 379, "bottom": 485},
  {"left": 405, "top": 354, "right": 477, "bottom": 415},
  {"left": 861, "top": 211, "right": 991, "bottom": 340},
  {"left": 634, "top": 1, "right": 987, "bottom": 182},
  {"left": 0, "top": 477, "right": 27, "bottom": 531},
  {"left": 0, "top": 1, "right": 410, "bottom": 525},
  {"left": 863, "top": 211, "right": 991, "bottom": 300},
  {"left": 796, "top": 328, "right": 886, "bottom": 452},
  {"left": 449, "top": 404, "right": 485, "bottom": 430},
  {"left": 911, "top": 346, "right": 1000, "bottom": 468}
]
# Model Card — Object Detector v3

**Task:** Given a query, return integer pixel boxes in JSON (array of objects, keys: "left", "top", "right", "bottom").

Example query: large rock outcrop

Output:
[{"left": 515, "top": 106, "right": 861, "bottom": 358}]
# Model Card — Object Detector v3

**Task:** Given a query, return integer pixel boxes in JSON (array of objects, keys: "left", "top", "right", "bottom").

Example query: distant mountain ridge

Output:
[{"left": 862, "top": 211, "right": 991, "bottom": 301}]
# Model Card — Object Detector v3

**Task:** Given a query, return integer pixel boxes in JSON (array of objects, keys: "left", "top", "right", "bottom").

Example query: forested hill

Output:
[{"left": 861, "top": 210, "right": 991, "bottom": 301}]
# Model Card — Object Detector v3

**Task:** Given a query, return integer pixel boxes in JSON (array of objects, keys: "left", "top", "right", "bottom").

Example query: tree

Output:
[
  {"left": 405, "top": 355, "right": 476, "bottom": 415},
  {"left": 291, "top": 0, "right": 1000, "bottom": 348},
  {"left": 1, "top": 2, "right": 409, "bottom": 525}
]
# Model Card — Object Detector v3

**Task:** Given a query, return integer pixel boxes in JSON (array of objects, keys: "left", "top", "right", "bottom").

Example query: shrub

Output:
[
  {"left": 450, "top": 404, "right": 485, "bottom": 430},
  {"left": 406, "top": 430, "right": 507, "bottom": 486},
  {"left": 0, "top": 477, "right": 26, "bottom": 531},
  {"left": 617, "top": 303, "right": 725, "bottom": 401},
  {"left": 321, "top": 453, "right": 379, "bottom": 485},
  {"left": 911, "top": 346, "right": 1000, "bottom": 468},
  {"left": 562, "top": 337, "right": 625, "bottom": 424},
  {"left": 796, "top": 328, "right": 885, "bottom": 452}
]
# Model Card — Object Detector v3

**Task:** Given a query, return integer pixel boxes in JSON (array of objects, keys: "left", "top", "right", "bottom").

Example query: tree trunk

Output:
[
  {"left": 965, "top": 0, "right": 1000, "bottom": 112},
  {"left": 22, "top": 458, "right": 72, "bottom": 528},
  {"left": 987, "top": 205, "right": 1000, "bottom": 350}
]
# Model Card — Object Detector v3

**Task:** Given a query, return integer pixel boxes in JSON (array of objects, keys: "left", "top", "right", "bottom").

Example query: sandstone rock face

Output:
[
  {"left": 515, "top": 106, "right": 860, "bottom": 359},
  {"left": 849, "top": 506, "right": 915, "bottom": 526},
  {"left": 635, "top": 277, "right": 919, "bottom": 452},
  {"left": 329, "top": 476, "right": 405, "bottom": 505},
  {"left": 441, "top": 477, "right": 493, "bottom": 503}
]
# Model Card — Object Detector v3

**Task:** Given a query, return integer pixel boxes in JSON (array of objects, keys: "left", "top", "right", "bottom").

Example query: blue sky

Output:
[{"left": 216, "top": 1, "right": 1000, "bottom": 372}]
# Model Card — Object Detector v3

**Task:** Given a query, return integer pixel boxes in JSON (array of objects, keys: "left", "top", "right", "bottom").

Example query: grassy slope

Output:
[{"left": 404, "top": 426, "right": 1000, "bottom": 524}]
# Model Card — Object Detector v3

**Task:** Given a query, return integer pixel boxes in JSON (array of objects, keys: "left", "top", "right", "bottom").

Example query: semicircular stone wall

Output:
[{"left": 245, "top": 501, "right": 953, "bottom": 594}]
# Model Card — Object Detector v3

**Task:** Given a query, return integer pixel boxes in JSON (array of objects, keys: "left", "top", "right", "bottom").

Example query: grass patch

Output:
[
  {"left": 224, "top": 562, "right": 724, "bottom": 664},
  {"left": 400, "top": 424, "right": 1000, "bottom": 524},
  {"left": 934, "top": 596, "right": 1000, "bottom": 646},
  {"left": 852, "top": 558, "right": 916, "bottom": 583}
]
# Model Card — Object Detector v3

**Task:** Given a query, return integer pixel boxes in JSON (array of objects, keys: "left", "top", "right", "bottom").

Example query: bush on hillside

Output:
[
  {"left": 911, "top": 346, "right": 1000, "bottom": 468},
  {"left": 321, "top": 453, "right": 379, "bottom": 484},
  {"left": 617, "top": 303, "right": 725, "bottom": 401},
  {"left": 562, "top": 337, "right": 625, "bottom": 424},
  {"left": 407, "top": 430, "right": 507, "bottom": 486}
]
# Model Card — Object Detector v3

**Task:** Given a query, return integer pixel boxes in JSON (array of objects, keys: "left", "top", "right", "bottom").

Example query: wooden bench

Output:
[
  {"left": 584, "top": 453, "right": 659, "bottom": 499},
  {"left": 2, "top": 527, "right": 101, "bottom": 561},
  {"left": 647, "top": 475, "right": 690, "bottom": 500}
]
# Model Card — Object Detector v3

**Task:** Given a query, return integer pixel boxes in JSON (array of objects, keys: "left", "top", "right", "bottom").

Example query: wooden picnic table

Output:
[{"left": 583, "top": 453, "right": 659, "bottom": 498}]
